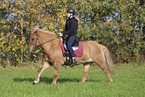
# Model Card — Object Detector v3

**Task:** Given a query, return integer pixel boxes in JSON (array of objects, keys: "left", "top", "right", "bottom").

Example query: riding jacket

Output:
[{"left": 62, "top": 17, "right": 78, "bottom": 35}]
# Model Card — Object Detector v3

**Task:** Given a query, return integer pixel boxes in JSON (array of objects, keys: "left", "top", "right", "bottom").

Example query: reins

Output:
[
  {"left": 39, "top": 38, "right": 57, "bottom": 46},
  {"left": 29, "top": 35, "right": 58, "bottom": 48}
]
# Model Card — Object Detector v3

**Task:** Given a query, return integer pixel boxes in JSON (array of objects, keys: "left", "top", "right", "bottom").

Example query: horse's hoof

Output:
[{"left": 33, "top": 82, "right": 38, "bottom": 85}]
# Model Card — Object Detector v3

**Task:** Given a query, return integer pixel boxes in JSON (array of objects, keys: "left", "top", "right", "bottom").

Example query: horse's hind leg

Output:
[
  {"left": 80, "top": 64, "right": 91, "bottom": 83},
  {"left": 96, "top": 62, "right": 112, "bottom": 84},
  {"left": 34, "top": 62, "right": 50, "bottom": 85}
]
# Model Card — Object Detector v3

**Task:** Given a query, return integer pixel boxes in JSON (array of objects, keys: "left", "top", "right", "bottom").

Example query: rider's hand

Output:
[{"left": 58, "top": 33, "right": 63, "bottom": 36}]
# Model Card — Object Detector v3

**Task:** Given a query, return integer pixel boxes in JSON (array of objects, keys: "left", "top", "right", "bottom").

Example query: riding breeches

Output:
[{"left": 66, "top": 34, "right": 77, "bottom": 57}]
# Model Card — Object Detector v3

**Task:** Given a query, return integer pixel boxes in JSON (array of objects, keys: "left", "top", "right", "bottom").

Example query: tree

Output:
[{"left": 0, "top": 0, "right": 144, "bottom": 67}]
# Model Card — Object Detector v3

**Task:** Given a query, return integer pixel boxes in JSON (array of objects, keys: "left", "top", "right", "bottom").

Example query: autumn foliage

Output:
[{"left": 0, "top": 0, "right": 145, "bottom": 67}]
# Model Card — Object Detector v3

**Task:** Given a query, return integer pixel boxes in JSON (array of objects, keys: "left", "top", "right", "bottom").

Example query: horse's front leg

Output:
[
  {"left": 52, "top": 62, "right": 61, "bottom": 85},
  {"left": 34, "top": 62, "right": 50, "bottom": 85},
  {"left": 80, "top": 64, "right": 91, "bottom": 83}
]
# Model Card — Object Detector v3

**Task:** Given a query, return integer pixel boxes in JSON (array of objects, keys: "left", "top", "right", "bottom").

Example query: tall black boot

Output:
[
  {"left": 64, "top": 57, "right": 70, "bottom": 65},
  {"left": 69, "top": 59, "right": 77, "bottom": 67}
]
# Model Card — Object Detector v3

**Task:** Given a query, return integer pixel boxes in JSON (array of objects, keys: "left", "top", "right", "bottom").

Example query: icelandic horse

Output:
[{"left": 28, "top": 27, "right": 116, "bottom": 85}]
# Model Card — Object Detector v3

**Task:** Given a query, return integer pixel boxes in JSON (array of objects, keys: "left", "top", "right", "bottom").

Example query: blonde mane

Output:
[
  {"left": 32, "top": 26, "right": 56, "bottom": 36},
  {"left": 39, "top": 29, "right": 56, "bottom": 36}
]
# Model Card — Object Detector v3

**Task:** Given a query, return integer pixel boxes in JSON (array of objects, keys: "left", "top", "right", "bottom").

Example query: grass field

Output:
[{"left": 0, "top": 63, "right": 144, "bottom": 97}]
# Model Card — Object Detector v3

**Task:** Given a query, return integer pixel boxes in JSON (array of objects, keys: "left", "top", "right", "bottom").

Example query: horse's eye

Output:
[{"left": 32, "top": 38, "right": 35, "bottom": 41}]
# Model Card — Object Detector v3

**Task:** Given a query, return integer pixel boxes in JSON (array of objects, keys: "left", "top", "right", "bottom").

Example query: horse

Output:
[{"left": 28, "top": 26, "right": 116, "bottom": 85}]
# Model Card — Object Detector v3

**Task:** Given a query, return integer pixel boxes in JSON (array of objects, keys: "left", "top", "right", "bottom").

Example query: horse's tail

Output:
[{"left": 101, "top": 45, "right": 116, "bottom": 75}]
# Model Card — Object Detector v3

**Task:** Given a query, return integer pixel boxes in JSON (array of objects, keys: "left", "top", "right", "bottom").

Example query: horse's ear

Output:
[{"left": 32, "top": 26, "right": 39, "bottom": 34}]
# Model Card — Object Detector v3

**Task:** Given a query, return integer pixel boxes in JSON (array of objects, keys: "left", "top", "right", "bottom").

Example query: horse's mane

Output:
[
  {"left": 32, "top": 26, "right": 56, "bottom": 36},
  {"left": 39, "top": 29, "right": 56, "bottom": 36}
]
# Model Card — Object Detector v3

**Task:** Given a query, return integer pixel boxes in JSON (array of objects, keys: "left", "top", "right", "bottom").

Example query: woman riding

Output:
[{"left": 58, "top": 8, "right": 78, "bottom": 67}]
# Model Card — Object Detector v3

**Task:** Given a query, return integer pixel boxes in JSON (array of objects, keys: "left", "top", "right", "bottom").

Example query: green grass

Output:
[{"left": 0, "top": 63, "right": 145, "bottom": 97}]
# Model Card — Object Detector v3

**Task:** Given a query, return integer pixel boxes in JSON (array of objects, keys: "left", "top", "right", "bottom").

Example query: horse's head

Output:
[
  {"left": 28, "top": 27, "right": 40, "bottom": 53},
  {"left": 28, "top": 26, "right": 57, "bottom": 53}
]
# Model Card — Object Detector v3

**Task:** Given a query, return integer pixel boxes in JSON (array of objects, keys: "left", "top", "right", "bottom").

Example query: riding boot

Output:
[
  {"left": 69, "top": 59, "right": 77, "bottom": 67},
  {"left": 63, "top": 57, "right": 70, "bottom": 65},
  {"left": 64, "top": 59, "right": 70, "bottom": 65}
]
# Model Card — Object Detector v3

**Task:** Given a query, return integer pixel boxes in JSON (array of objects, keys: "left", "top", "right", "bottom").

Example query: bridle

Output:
[
  {"left": 29, "top": 35, "right": 40, "bottom": 48},
  {"left": 29, "top": 35, "right": 57, "bottom": 48}
]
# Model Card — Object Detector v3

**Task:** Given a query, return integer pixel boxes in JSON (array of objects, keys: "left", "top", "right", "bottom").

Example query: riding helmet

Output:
[{"left": 66, "top": 8, "right": 76, "bottom": 15}]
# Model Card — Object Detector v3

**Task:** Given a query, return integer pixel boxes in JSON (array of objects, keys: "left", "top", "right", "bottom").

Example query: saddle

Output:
[
  {"left": 63, "top": 40, "right": 79, "bottom": 51},
  {"left": 61, "top": 40, "right": 83, "bottom": 57}
]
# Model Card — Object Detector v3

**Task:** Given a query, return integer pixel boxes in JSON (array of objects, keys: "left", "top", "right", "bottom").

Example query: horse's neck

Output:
[
  {"left": 39, "top": 33, "right": 56, "bottom": 43},
  {"left": 43, "top": 39, "right": 60, "bottom": 57},
  {"left": 39, "top": 34, "right": 60, "bottom": 55}
]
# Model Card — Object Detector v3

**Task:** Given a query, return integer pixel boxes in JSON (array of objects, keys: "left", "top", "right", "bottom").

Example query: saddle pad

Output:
[{"left": 61, "top": 41, "right": 83, "bottom": 57}]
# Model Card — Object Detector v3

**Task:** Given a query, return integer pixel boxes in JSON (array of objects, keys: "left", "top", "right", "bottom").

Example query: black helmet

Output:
[{"left": 66, "top": 8, "right": 76, "bottom": 15}]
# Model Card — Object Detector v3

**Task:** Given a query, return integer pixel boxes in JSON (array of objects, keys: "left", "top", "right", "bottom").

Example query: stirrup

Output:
[
  {"left": 64, "top": 60, "right": 69, "bottom": 65},
  {"left": 69, "top": 59, "right": 77, "bottom": 67}
]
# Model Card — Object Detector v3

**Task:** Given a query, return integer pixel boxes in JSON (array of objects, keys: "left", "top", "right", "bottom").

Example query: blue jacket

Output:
[{"left": 62, "top": 17, "right": 78, "bottom": 35}]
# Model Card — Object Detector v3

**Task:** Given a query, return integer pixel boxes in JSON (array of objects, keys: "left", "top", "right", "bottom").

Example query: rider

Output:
[{"left": 58, "top": 8, "right": 78, "bottom": 67}]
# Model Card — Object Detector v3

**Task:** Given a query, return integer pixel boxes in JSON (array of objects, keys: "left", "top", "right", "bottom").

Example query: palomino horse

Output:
[{"left": 28, "top": 26, "right": 116, "bottom": 85}]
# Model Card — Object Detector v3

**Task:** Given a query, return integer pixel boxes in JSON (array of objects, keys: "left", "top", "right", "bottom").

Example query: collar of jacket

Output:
[{"left": 67, "top": 17, "right": 78, "bottom": 22}]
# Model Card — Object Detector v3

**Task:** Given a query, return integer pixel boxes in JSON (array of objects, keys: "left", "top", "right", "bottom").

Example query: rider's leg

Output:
[{"left": 66, "top": 34, "right": 77, "bottom": 67}]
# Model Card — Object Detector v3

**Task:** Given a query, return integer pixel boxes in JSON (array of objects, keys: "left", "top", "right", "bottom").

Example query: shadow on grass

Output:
[{"left": 13, "top": 77, "right": 101, "bottom": 84}]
